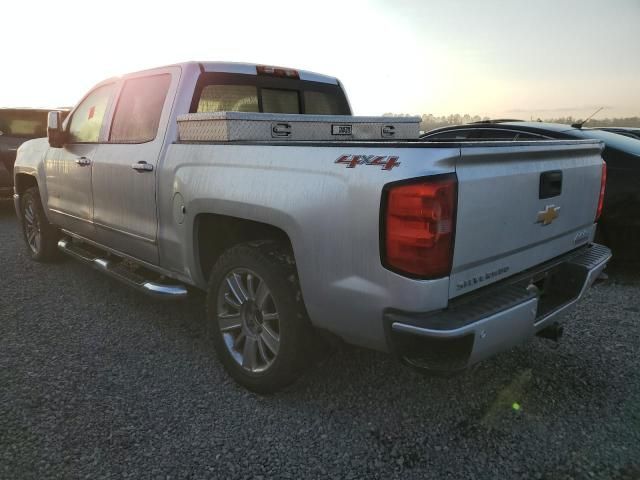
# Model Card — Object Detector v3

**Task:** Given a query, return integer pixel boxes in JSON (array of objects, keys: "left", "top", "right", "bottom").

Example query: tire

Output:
[
  {"left": 20, "top": 187, "right": 59, "bottom": 262},
  {"left": 206, "top": 241, "right": 314, "bottom": 393}
]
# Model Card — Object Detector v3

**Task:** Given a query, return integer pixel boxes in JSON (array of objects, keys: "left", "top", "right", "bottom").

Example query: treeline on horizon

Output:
[{"left": 382, "top": 113, "right": 640, "bottom": 132}]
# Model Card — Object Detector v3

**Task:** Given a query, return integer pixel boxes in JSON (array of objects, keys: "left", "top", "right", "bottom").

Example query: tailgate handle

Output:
[{"left": 539, "top": 170, "right": 562, "bottom": 199}]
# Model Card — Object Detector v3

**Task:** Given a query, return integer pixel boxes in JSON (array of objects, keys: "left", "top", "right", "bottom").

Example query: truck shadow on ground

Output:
[
  {"left": 0, "top": 199, "right": 15, "bottom": 217},
  {"left": 291, "top": 336, "right": 613, "bottom": 415},
  {"left": 606, "top": 258, "right": 640, "bottom": 284},
  {"left": 5, "top": 209, "right": 634, "bottom": 426},
  {"left": 53, "top": 248, "right": 627, "bottom": 415},
  {"left": 6, "top": 228, "right": 637, "bottom": 478},
  {"left": 82, "top": 267, "right": 614, "bottom": 417}
]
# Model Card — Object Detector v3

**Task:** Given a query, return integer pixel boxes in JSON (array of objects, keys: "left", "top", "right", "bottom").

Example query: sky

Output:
[{"left": 2, "top": 0, "right": 639, "bottom": 119}]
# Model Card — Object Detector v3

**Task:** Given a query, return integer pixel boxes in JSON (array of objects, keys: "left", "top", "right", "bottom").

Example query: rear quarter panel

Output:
[{"left": 159, "top": 143, "right": 458, "bottom": 351}]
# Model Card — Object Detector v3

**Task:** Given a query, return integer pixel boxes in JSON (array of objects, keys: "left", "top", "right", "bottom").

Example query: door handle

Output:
[
  {"left": 132, "top": 161, "right": 154, "bottom": 172},
  {"left": 75, "top": 156, "right": 91, "bottom": 166}
]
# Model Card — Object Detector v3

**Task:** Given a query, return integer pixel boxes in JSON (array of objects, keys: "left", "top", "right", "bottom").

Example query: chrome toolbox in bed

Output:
[{"left": 177, "top": 112, "right": 421, "bottom": 142}]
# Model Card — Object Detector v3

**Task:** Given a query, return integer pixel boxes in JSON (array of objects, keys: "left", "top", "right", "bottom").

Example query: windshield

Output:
[
  {"left": 0, "top": 110, "right": 48, "bottom": 138},
  {"left": 574, "top": 128, "right": 640, "bottom": 155}
]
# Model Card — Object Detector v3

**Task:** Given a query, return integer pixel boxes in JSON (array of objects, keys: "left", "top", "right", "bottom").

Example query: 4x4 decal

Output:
[{"left": 335, "top": 154, "right": 400, "bottom": 170}]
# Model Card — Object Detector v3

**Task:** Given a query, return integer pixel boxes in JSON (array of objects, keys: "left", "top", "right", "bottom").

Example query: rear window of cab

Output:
[{"left": 191, "top": 73, "right": 350, "bottom": 115}]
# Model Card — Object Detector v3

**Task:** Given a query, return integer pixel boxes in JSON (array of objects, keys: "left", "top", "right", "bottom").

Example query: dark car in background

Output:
[
  {"left": 598, "top": 127, "right": 640, "bottom": 140},
  {"left": 422, "top": 121, "right": 640, "bottom": 259},
  {"left": 0, "top": 109, "right": 68, "bottom": 198}
]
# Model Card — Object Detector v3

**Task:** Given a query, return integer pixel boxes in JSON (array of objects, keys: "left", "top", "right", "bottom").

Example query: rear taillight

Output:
[
  {"left": 596, "top": 162, "right": 607, "bottom": 221},
  {"left": 382, "top": 174, "right": 458, "bottom": 278}
]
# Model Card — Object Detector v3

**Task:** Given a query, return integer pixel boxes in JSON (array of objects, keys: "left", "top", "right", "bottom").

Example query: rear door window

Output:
[{"left": 109, "top": 74, "right": 171, "bottom": 143}]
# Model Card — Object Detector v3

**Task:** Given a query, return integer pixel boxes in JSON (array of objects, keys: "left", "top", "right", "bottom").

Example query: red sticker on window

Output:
[{"left": 88, "top": 106, "right": 95, "bottom": 120}]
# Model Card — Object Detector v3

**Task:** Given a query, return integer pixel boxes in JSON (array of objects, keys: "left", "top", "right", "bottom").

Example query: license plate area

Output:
[{"left": 530, "top": 263, "right": 585, "bottom": 319}]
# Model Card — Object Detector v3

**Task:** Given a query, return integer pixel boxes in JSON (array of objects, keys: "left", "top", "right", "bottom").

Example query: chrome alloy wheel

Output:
[
  {"left": 216, "top": 268, "right": 281, "bottom": 373},
  {"left": 23, "top": 197, "right": 41, "bottom": 254}
]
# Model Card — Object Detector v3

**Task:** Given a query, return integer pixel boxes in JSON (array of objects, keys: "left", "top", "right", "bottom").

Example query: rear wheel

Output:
[
  {"left": 206, "top": 241, "right": 314, "bottom": 393},
  {"left": 20, "top": 187, "right": 59, "bottom": 262}
]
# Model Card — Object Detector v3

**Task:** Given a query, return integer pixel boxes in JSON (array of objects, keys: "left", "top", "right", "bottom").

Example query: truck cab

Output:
[{"left": 19, "top": 62, "right": 351, "bottom": 264}]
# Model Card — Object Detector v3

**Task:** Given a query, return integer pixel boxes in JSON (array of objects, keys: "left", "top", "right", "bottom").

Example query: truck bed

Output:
[{"left": 161, "top": 138, "right": 603, "bottom": 351}]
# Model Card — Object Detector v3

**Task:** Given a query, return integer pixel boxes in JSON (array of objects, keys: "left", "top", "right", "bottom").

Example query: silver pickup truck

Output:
[{"left": 13, "top": 61, "right": 611, "bottom": 392}]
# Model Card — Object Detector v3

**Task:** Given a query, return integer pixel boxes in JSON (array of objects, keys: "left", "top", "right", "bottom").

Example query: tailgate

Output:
[{"left": 450, "top": 140, "right": 604, "bottom": 298}]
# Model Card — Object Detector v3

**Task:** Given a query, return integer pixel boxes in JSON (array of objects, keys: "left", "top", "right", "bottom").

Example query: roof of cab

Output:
[
  {"left": 197, "top": 61, "right": 339, "bottom": 85},
  {"left": 128, "top": 61, "right": 340, "bottom": 85}
]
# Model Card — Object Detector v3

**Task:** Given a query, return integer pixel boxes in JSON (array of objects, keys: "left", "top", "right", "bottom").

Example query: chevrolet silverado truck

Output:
[{"left": 13, "top": 62, "right": 611, "bottom": 392}]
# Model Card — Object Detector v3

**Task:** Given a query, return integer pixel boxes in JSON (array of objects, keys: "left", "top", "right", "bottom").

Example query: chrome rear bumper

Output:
[{"left": 385, "top": 243, "right": 611, "bottom": 372}]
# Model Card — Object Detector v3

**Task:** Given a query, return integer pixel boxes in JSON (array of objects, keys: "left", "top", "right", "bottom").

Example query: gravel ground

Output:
[{"left": 1, "top": 200, "right": 639, "bottom": 480}]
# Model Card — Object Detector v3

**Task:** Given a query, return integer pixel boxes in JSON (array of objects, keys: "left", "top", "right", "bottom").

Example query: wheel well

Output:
[
  {"left": 14, "top": 174, "right": 38, "bottom": 195},
  {"left": 196, "top": 213, "right": 293, "bottom": 281}
]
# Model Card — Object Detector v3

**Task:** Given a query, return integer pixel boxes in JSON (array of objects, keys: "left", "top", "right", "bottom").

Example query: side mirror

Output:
[{"left": 47, "top": 111, "right": 66, "bottom": 148}]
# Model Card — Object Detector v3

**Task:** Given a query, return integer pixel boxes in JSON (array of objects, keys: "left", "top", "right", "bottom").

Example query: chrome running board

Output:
[{"left": 57, "top": 238, "right": 188, "bottom": 299}]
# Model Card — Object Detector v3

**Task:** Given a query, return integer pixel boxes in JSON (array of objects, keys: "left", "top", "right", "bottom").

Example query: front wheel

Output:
[
  {"left": 206, "top": 241, "right": 314, "bottom": 393},
  {"left": 20, "top": 187, "right": 59, "bottom": 262}
]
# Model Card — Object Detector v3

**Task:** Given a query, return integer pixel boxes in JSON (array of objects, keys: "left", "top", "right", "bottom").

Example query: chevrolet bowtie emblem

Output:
[{"left": 536, "top": 205, "right": 560, "bottom": 225}]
